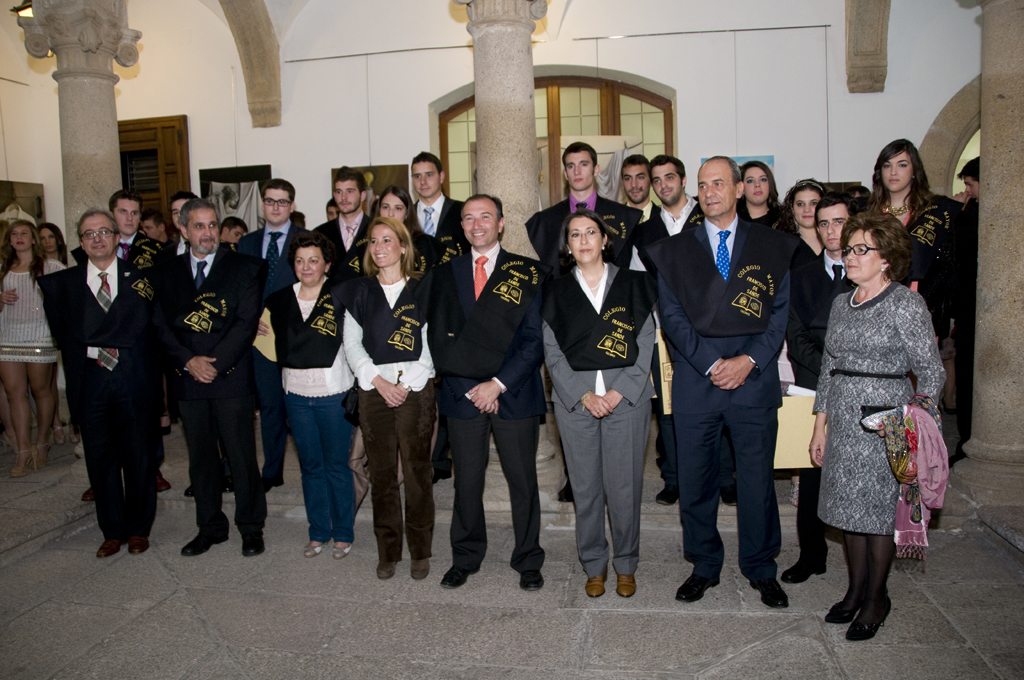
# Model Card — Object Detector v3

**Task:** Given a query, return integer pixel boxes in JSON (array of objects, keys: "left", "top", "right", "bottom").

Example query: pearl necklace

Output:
[{"left": 850, "top": 279, "right": 891, "bottom": 308}]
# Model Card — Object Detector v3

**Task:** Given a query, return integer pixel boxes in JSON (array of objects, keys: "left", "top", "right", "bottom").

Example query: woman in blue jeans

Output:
[{"left": 265, "top": 230, "right": 356, "bottom": 559}]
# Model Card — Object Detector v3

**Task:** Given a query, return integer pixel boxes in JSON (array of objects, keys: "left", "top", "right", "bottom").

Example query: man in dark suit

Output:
[
  {"left": 412, "top": 151, "right": 469, "bottom": 262},
  {"left": 71, "top": 190, "right": 167, "bottom": 270},
  {"left": 526, "top": 141, "right": 642, "bottom": 275},
  {"left": 153, "top": 198, "right": 268, "bottom": 557},
  {"left": 952, "top": 157, "right": 980, "bottom": 465},
  {"left": 236, "top": 179, "right": 303, "bottom": 491},
  {"left": 417, "top": 194, "right": 550, "bottom": 592},
  {"left": 781, "top": 191, "right": 856, "bottom": 584},
  {"left": 312, "top": 166, "right": 371, "bottom": 285},
  {"left": 40, "top": 209, "right": 162, "bottom": 558},
  {"left": 646, "top": 156, "right": 797, "bottom": 609}
]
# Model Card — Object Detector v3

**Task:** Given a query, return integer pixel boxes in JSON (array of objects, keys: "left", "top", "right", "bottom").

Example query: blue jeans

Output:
[{"left": 284, "top": 391, "right": 355, "bottom": 543}]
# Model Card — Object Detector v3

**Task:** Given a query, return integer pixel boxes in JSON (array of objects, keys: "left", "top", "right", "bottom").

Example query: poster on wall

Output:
[
  {"left": 199, "top": 165, "right": 273, "bottom": 233},
  {"left": 330, "top": 165, "right": 409, "bottom": 215}
]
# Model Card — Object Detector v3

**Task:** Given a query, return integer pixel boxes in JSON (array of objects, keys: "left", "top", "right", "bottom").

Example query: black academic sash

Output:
[
  {"left": 542, "top": 268, "right": 656, "bottom": 371},
  {"left": 266, "top": 284, "right": 343, "bottom": 369},
  {"left": 905, "top": 197, "right": 960, "bottom": 282},
  {"left": 169, "top": 266, "right": 257, "bottom": 336},
  {"left": 335, "top": 277, "right": 425, "bottom": 364},
  {"left": 647, "top": 221, "right": 797, "bottom": 338},
  {"left": 127, "top": 235, "right": 164, "bottom": 270}
]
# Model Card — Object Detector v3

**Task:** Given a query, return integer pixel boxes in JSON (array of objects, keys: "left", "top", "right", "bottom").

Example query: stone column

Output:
[
  {"left": 953, "top": 0, "right": 1024, "bottom": 506},
  {"left": 454, "top": 0, "right": 545, "bottom": 258},
  {"left": 19, "top": 1, "right": 141, "bottom": 244}
]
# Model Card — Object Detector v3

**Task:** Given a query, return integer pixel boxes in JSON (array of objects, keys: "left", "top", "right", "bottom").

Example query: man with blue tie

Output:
[
  {"left": 237, "top": 179, "right": 303, "bottom": 492},
  {"left": 412, "top": 151, "right": 469, "bottom": 263},
  {"left": 645, "top": 156, "right": 797, "bottom": 609}
]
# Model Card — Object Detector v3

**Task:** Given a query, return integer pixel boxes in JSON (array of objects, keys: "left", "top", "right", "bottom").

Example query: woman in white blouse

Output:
[
  {"left": 0, "top": 220, "right": 66, "bottom": 476},
  {"left": 337, "top": 216, "right": 436, "bottom": 581},
  {"left": 265, "top": 230, "right": 356, "bottom": 559}
]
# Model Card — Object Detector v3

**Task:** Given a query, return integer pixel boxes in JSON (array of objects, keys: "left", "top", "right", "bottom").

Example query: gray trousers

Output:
[{"left": 554, "top": 399, "right": 651, "bottom": 578}]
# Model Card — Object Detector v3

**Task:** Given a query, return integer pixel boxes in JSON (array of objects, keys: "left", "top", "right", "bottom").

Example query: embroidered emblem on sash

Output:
[
  {"left": 730, "top": 265, "right": 775, "bottom": 319},
  {"left": 494, "top": 280, "right": 522, "bottom": 304},
  {"left": 184, "top": 293, "right": 227, "bottom": 333},
  {"left": 388, "top": 331, "right": 415, "bottom": 350},
  {"left": 910, "top": 224, "right": 936, "bottom": 246},
  {"left": 387, "top": 304, "right": 421, "bottom": 352},
  {"left": 494, "top": 260, "right": 540, "bottom": 305},
  {"left": 131, "top": 279, "right": 154, "bottom": 300},
  {"left": 598, "top": 306, "right": 634, "bottom": 359},
  {"left": 310, "top": 294, "right": 337, "bottom": 336},
  {"left": 597, "top": 335, "right": 628, "bottom": 359}
]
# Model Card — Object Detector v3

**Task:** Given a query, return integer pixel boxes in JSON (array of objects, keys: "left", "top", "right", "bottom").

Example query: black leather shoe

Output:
[
  {"left": 780, "top": 561, "right": 826, "bottom": 583},
  {"left": 519, "top": 569, "right": 544, "bottom": 591},
  {"left": 180, "top": 533, "right": 228, "bottom": 557},
  {"left": 222, "top": 476, "right": 234, "bottom": 493},
  {"left": 557, "top": 480, "right": 574, "bottom": 503},
  {"left": 183, "top": 485, "right": 194, "bottom": 498},
  {"left": 440, "top": 565, "right": 478, "bottom": 589},
  {"left": 241, "top": 533, "right": 265, "bottom": 557},
  {"left": 432, "top": 468, "right": 452, "bottom": 484},
  {"left": 750, "top": 578, "right": 789, "bottom": 608},
  {"left": 719, "top": 485, "right": 738, "bottom": 506},
  {"left": 262, "top": 476, "right": 283, "bottom": 493},
  {"left": 675, "top": 574, "right": 720, "bottom": 602},
  {"left": 655, "top": 485, "right": 679, "bottom": 505},
  {"left": 846, "top": 597, "right": 891, "bottom": 640},
  {"left": 824, "top": 601, "right": 859, "bottom": 624}
]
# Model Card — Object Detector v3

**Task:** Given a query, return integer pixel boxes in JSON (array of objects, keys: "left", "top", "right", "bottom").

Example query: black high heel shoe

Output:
[
  {"left": 846, "top": 596, "right": 892, "bottom": 641},
  {"left": 824, "top": 601, "right": 859, "bottom": 624}
]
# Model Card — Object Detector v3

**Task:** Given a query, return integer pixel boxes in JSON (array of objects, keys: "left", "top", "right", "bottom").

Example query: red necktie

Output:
[{"left": 474, "top": 256, "right": 487, "bottom": 300}]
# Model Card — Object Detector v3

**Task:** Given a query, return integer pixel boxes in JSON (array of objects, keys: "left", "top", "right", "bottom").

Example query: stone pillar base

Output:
[{"left": 952, "top": 458, "right": 1024, "bottom": 507}]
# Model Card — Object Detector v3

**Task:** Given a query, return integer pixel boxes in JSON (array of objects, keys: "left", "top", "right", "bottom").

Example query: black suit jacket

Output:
[
  {"left": 151, "top": 248, "right": 267, "bottom": 401},
  {"left": 312, "top": 214, "right": 371, "bottom": 285},
  {"left": 632, "top": 202, "right": 705, "bottom": 273},
  {"left": 236, "top": 224, "right": 305, "bottom": 301},
  {"left": 786, "top": 257, "right": 853, "bottom": 390},
  {"left": 432, "top": 197, "right": 470, "bottom": 256},
  {"left": 526, "top": 196, "right": 642, "bottom": 274},
  {"left": 38, "top": 260, "right": 162, "bottom": 423}
]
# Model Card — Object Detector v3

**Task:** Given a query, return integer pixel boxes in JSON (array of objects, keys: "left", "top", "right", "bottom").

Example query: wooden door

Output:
[{"left": 118, "top": 115, "right": 191, "bottom": 214}]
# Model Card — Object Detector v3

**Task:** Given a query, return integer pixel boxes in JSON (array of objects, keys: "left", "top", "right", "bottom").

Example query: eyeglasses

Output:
[
  {"left": 79, "top": 229, "right": 116, "bottom": 241},
  {"left": 262, "top": 198, "right": 292, "bottom": 208},
  {"left": 841, "top": 244, "right": 880, "bottom": 257}
]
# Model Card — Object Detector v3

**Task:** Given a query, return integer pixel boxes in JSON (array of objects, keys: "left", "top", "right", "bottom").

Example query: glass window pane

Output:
[
  {"left": 581, "top": 115, "right": 600, "bottom": 136},
  {"left": 560, "top": 87, "right": 580, "bottom": 117},
  {"left": 452, "top": 111, "right": 468, "bottom": 123},
  {"left": 468, "top": 107, "right": 475, "bottom": 122},
  {"left": 641, "top": 100, "right": 660, "bottom": 114},
  {"left": 580, "top": 88, "right": 600, "bottom": 117},
  {"left": 469, "top": 120, "right": 476, "bottom": 144},
  {"left": 561, "top": 117, "right": 582, "bottom": 136},
  {"left": 448, "top": 152, "right": 471, "bottom": 183},
  {"left": 643, "top": 143, "right": 665, "bottom": 159},
  {"left": 448, "top": 121, "right": 469, "bottom": 153},
  {"left": 619, "top": 94, "right": 642, "bottom": 115},
  {"left": 620, "top": 113, "right": 643, "bottom": 139},
  {"left": 536, "top": 118, "right": 548, "bottom": 138},
  {"left": 449, "top": 181, "right": 472, "bottom": 202},
  {"left": 535, "top": 88, "right": 547, "bottom": 117},
  {"left": 643, "top": 112, "right": 665, "bottom": 144}
]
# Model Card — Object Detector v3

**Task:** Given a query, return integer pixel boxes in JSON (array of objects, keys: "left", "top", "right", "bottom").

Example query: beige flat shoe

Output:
[
  {"left": 332, "top": 542, "right": 352, "bottom": 560},
  {"left": 303, "top": 542, "right": 324, "bottom": 558}
]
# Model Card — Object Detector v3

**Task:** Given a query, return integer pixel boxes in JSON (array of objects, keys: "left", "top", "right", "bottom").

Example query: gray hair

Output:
[
  {"left": 701, "top": 156, "right": 742, "bottom": 184},
  {"left": 76, "top": 208, "right": 117, "bottom": 235},
  {"left": 178, "top": 197, "right": 218, "bottom": 228}
]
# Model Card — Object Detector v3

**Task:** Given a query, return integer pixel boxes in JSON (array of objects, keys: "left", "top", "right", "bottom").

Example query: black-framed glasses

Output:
[
  {"left": 842, "top": 244, "right": 880, "bottom": 257},
  {"left": 79, "top": 229, "right": 116, "bottom": 241},
  {"left": 262, "top": 198, "right": 292, "bottom": 208}
]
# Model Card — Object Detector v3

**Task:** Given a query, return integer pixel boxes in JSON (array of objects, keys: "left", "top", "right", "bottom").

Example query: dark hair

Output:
[
  {"left": 740, "top": 160, "right": 780, "bottom": 207},
  {"left": 37, "top": 222, "right": 67, "bottom": 265},
  {"left": 326, "top": 198, "right": 339, "bottom": 211},
  {"left": 169, "top": 191, "right": 198, "bottom": 206},
  {"left": 288, "top": 229, "right": 336, "bottom": 271},
  {"left": 621, "top": 154, "right": 651, "bottom": 177},
  {"left": 845, "top": 185, "right": 871, "bottom": 199},
  {"left": 867, "top": 139, "right": 933, "bottom": 218},
  {"left": 108, "top": 189, "right": 142, "bottom": 213},
  {"left": 1, "top": 219, "right": 45, "bottom": 283},
  {"left": 261, "top": 178, "right": 296, "bottom": 202},
  {"left": 372, "top": 185, "right": 422, "bottom": 237},
  {"left": 140, "top": 208, "right": 165, "bottom": 226},
  {"left": 958, "top": 156, "right": 980, "bottom": 182},
  {"left": 333, "top": 166, "right": 367, "bottom": 193},
  {"left": 815, "top": 191, "right": 859, "bottom": 222},
  {"left": 179, "top": 198, "right": 218, "bottom": 229},
  {"left": 290, "top": 212, "right": 306, "bottom": 230},
  {"left": 778, "top": 179, "right": 825, "bottom": 235},
  {"left": 411, "top": 151, "right": 443, "bottom": 174},
  {"left": 841, "top": 212, "right": 912, "bottom": 282},
  {"left": 220, "top": 215, "right": 248, "bottom": 234},
  {"left": 363, "top": 216, "right": 419, "bottom": 280},
  {"left": 463, "top": 194, "right": 503, "bottom": 220},
  {"left": 559, "top": 209, "right": 615, "bottom": 268},
  {"left": 650, "top": 154, "right": 686, "bottom": 179},
  {"left": 562, "top": 141, "right": 598, "bottom": 166}
]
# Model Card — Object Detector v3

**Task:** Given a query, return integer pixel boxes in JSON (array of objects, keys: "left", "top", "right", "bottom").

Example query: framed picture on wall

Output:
[
  {"left": 199, "top": 165, "right": 273, "bottom": 233},
  {"left": 330, "top": 165, "right": 409, "bottom": 215}
]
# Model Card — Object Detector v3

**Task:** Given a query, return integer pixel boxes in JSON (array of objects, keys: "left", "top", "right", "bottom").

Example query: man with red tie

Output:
[{"left": 416, "top": 195, "right": 551, "bottom": 591}]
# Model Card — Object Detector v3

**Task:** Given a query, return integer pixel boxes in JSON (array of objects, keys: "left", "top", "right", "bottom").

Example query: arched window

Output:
[{"left": 439, "top": 76, "right": 673, "bottom": 208}]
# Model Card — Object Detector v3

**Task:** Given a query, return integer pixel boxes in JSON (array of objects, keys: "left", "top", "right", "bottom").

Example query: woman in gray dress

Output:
[{"left": 810, "top": 212, "right": 944, "bottom": 641}]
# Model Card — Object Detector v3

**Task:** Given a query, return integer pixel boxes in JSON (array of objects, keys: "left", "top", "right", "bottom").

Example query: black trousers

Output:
[
  {"left": 447, "top": 413, "right": 545, "bottom": 573},
  {"left": 430, "top": 384, "right": 452, "bottom": 473},
  {"left": 80, "top": 362, "right": 158, "bottom": 540},
  {"left": 795, "top": 466, "right": 828, "bottom": 567},
  {"left": 179, "top": 395, "right": 267, "bottom": 537}
]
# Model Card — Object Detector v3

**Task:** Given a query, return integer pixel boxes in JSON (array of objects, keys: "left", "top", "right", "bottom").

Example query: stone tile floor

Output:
[{"left": 0, "top": 423, "right": 1022, "bottom": 679}]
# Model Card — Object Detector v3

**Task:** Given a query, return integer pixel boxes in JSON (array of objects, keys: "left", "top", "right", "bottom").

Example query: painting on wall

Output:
[
  {"left": 330, "top": 165, "right": 410, "bottom": 215},
  {"left": 199, "top": 165, "right": 273, "bottom": 232}
]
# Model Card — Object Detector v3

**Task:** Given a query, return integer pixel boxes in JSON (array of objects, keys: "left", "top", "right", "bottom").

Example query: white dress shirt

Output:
[
  {"left": 629, "top": 195, "right": 698, "bottom": 271},
  {"left": 824, "top": 251, "right": 845, "bottom": 280},
  {"left": 85, "top": 258, "right": 118, "bottom": 359},
  {"left": 468, "top": 240, "right": 505, "bottom": 393},
  {"left": 190, "top": 251, "right": 216, "bottom": 279}
]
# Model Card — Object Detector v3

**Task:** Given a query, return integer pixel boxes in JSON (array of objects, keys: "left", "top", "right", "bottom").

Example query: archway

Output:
[{"left": 919, "top": 75, "right": 981, "bottom": 196}]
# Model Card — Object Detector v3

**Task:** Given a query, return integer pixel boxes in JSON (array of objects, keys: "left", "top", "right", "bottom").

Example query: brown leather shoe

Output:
[
  {"left": 616, "top": 574, "right": 636, "bottom": 598},
  {"left": 81, "top": 487, "right": 95, "bottom": 502},
  {"left": 585, "top": 572, "right": 607, "bottom": 598},
  {"left": 128, "top": 536, "right": 150, "bottom": 554},
  {"left": 376, "top": 561, "right": 396, "bottom": 580},
  {"left": 96, "top": 539, "right": 122, "bottom": 558},
  {"left": 410, "top": 558, "right": 430, "bottom": 580},
  {"left": 155, "top": 473, "right": 171, "bottom": 493}
]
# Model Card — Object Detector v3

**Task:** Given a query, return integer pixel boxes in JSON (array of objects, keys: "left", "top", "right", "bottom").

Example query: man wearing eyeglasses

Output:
[
  {"left": 39, "top": 209, "right": 163, "bottom": 558},
  {"left": 70, "top": 190, "right": 165, "bottom": 270},
  {"left": 781, "top": 191, "right": 857, "bottom": 586},
  {"left": 237, "top": 179, "right": 304, "bottom": 492}
]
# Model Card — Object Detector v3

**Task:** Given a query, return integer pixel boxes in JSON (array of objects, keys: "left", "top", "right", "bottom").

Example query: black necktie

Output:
[
  {"left": 195, "top": 260, "right": 207, "bottom": 289},
  {"left": 832, "top": 264, "right": 844, "bottom": 282},
  {"left": 267, "top": 231, "right": 283, "bottom": 284},
  {"left": 576, "top": 202, "right": 587, "bottom": 213}
]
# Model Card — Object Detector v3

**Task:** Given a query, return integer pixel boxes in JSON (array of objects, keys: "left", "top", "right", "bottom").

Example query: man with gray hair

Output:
[
  {"left": 151, "top": 198, "right": 269, "bottom": 558},
  {"left": 645, "top": 156, "right": 798, "bottom": 609}
]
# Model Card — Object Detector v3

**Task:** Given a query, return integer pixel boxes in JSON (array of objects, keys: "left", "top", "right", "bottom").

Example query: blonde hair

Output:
[
  {"left": 362, "top": 216, "right": 420, "bottom": 280},
  {"left": 0, "top": 220, "right": 45, "bottom": 284}
]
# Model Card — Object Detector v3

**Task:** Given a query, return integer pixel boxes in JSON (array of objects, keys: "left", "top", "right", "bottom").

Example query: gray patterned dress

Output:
[{"left": 814, "top": 284, "right": 944, "bottom": 534}]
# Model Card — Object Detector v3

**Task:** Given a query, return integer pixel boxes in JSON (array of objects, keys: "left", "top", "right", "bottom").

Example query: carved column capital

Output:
[
  {"left": 454, "top": 0, "right": 547, "bottom": 24},
  {"left": 845, "top": 0, "right": 890, "bottom": 93}
]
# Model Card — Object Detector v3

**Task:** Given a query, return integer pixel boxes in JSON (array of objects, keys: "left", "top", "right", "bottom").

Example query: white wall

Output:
[{"left": 0, "top": 0, "right": 982, "bottom": 229}]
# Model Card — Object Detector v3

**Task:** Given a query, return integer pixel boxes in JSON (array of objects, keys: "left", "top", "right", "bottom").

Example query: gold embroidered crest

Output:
[
  {"left": 388, "top": 331, "right": 415, "bottom": 351},
  {"left": 131, "top": 279, "right": 154, "bottom": 300}
]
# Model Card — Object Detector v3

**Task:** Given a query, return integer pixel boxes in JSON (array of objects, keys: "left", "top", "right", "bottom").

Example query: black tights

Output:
[{"left": 840, "top": 531, "right": 894, "bottom": 624}]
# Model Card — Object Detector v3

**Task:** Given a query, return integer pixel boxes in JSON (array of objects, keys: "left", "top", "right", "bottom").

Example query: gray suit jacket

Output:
[{"left": 542, "top": 263, "right": 656, "bottom": 413}]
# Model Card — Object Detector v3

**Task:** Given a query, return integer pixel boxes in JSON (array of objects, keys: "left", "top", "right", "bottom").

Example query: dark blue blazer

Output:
[
  {"left": 657, "top": 219, "right": 790, "bottom": 413},
  {"left": 437, "top": 250, "right": 547, "bottom": 420},
  {"left": 237, "top": 223, "right": 304, "bottom": 301}
]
